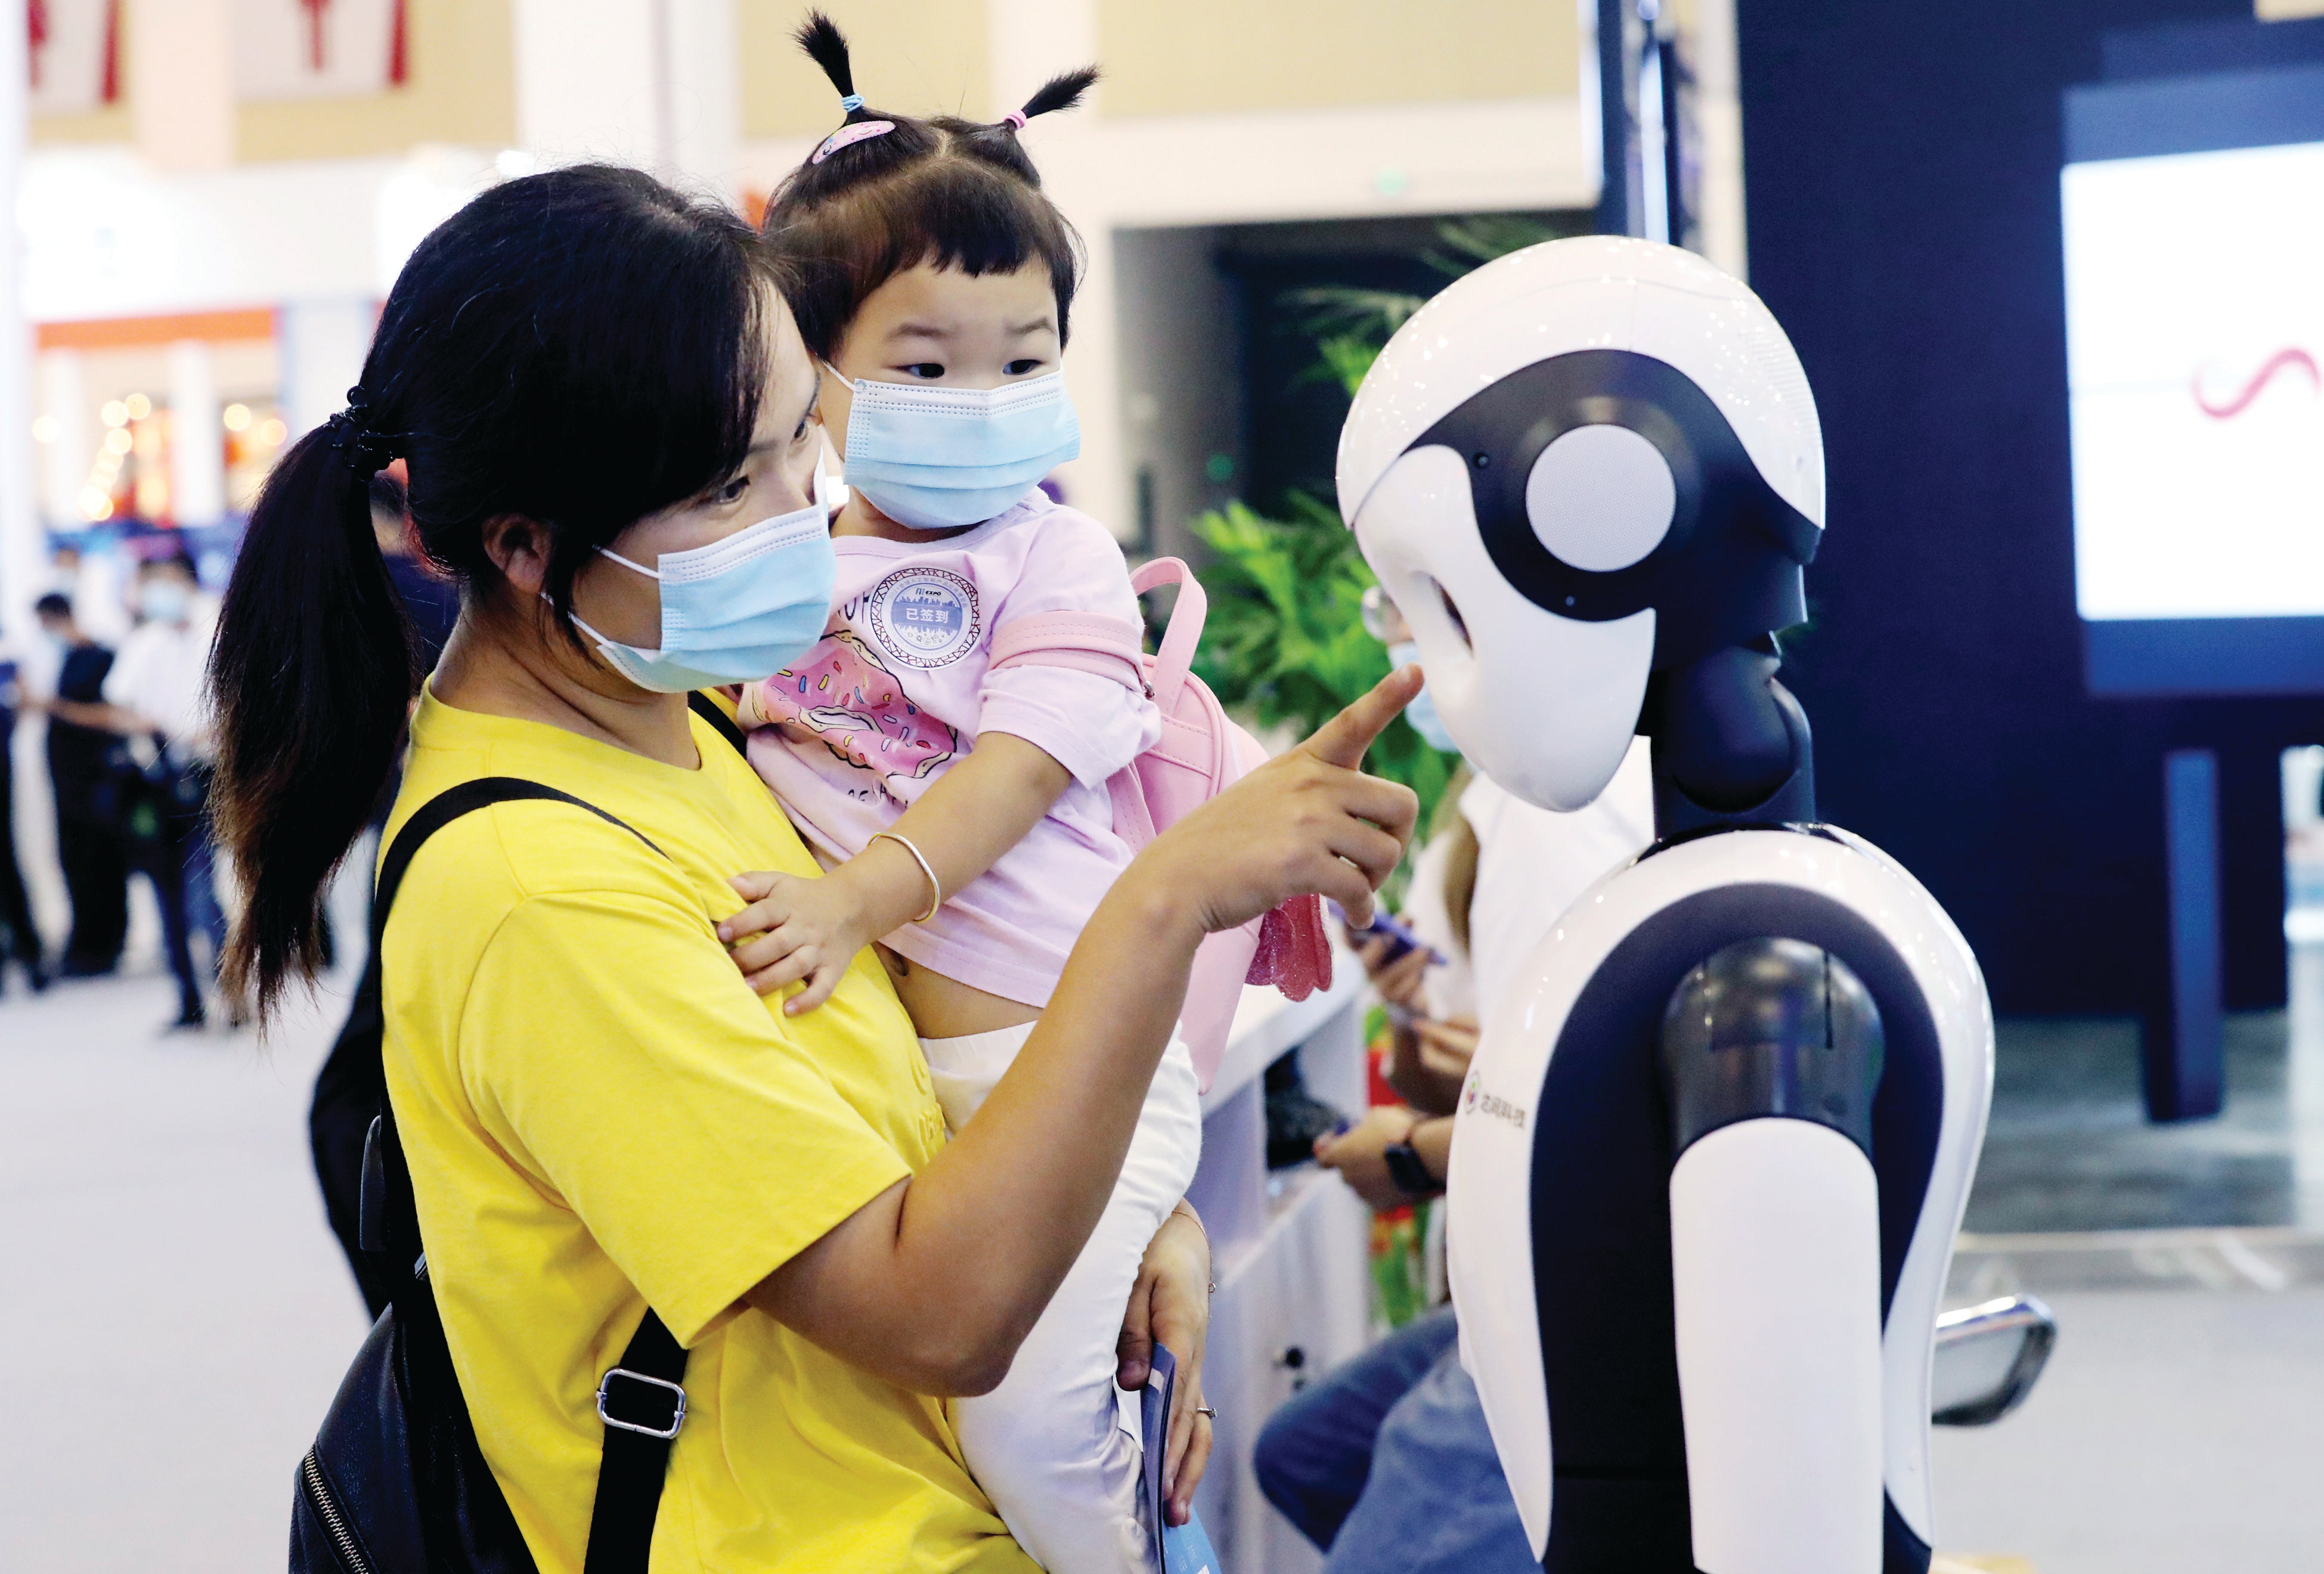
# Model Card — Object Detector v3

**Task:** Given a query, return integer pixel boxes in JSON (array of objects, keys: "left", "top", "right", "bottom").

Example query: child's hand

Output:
[{"left": 718, "top": 869, "right": 876, "bottom": 1014}]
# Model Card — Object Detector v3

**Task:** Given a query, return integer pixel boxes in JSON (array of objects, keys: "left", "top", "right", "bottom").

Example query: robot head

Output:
[{"left": 1338, "top": 236, "right": 1824, "bottom": 811}]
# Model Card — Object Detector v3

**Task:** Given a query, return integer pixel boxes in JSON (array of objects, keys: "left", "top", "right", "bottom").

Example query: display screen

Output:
[
  {"left": 2065, "top": 141, "right": 2324, "bottom": 621},
  {"left": 2062, "top": 65, "right": 2324, "bottom": 695}
]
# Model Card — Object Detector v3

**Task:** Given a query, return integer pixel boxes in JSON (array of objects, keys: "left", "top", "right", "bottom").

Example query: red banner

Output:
[
  {"left": 233, "top": 0, "right": 408, "bottom": 102},
  {"left": 27, "top": 0, "right": 119, "bottom": 116}
]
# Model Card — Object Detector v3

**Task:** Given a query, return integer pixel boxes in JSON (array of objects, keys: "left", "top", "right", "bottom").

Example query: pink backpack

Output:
[{"left": 990, "top": 557, "right": 1333, "bottom": 1090}]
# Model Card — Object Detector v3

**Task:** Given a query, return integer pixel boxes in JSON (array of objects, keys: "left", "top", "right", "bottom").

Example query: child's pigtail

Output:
[
  {"left": 980, "top": 66, "right": 1097, "bottom": 182},
  {"left": 768, "top": 11, "right": 1093, "bottom": 355},
  {"left": 795, "top": 11, "right": 865, "bottom": 117},
  {"left": 1006, "top": 67, "right": 1099, "bottom": 129}
]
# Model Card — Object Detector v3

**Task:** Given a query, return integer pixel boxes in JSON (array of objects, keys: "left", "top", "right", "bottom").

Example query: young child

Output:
[{"left": 720, "top": 17, "right": 1196, "bottom": 1572}]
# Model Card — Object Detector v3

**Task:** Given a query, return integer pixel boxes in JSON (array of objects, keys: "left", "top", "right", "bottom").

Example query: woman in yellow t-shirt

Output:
[{"left": 203, "top": 165, "right": 1421, "bottom": 1573}]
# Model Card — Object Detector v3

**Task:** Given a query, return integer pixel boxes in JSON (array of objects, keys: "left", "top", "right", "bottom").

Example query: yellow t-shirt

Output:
[{"left": 380, "top": 687, "right": 1039, "bottom": 1574}]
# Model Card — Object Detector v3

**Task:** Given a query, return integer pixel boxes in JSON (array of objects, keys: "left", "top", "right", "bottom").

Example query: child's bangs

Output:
[{"left": 777, "top": 157, "right": 1084, "bottom": 358}]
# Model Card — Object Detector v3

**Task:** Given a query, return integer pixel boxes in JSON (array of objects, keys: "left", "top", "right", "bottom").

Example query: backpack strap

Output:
[
  {"left": 585, "top": 1311, "right": 689, "bottom": 1574},
  {"left": 362, "top": 777, "right": 688, "bottom": 1574},
  {"left": 989, "top": 611, "right": 1148, "bottom": 690},
  {"left": 1129, "top": 557, "right": 1206, "bottom": 712},
  {"left": 688, "top": 689, "right": 749, "bottom": 758},
  {"left": 985, "top": 557, "right": 1210, "bottom": 711}
]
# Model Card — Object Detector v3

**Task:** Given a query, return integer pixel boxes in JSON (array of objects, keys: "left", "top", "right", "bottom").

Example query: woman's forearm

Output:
[
  {"left": 748, "top": 670, "right": 1423, "bottom": 1393},
  {"left": 747, "top": 857, "right": 1201, "bottom": 1392}
]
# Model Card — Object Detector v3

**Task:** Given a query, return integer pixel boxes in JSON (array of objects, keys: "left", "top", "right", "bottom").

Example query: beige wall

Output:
[
  {"left": 740, "top": 0, "right": 991, "bottom": 138},
  {"left": 32, "top": 0, "right": 516, "bottom": 161},
  {"left": 39, "top": 1, "right": 1582, "bottom": 157},
  {"left": 28, "top": 99, "right": 134, "bottom": 147},
  {"left": 1098, "top": 0, "right": 1580, "bottom": 119},
  {"left": 237, "top": 0, "right": 516, "bottom": 162}
]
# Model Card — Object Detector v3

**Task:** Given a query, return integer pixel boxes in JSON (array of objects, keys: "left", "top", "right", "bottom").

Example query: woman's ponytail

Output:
[
  {"left": 203, "top": 165, "right": 780, "bottom": 1025},
  {"left": 210, "top": 407, "right": 414, "bottom": 1019}
]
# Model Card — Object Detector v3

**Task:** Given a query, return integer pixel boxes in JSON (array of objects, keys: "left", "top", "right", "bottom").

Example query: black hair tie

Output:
[{"left": 325, "top": 385, "right": 404, "bottom": 478}]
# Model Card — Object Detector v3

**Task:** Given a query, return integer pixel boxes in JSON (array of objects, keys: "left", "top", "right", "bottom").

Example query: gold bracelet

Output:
[{"left": 871, "top": 831, "right": 943, "bottom": 925}]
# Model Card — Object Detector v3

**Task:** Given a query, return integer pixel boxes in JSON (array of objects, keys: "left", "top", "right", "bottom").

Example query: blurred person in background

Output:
[
  {"left": 32, "top": 593, "right": 126, "bottom": 977},
  {"left": 51, "top": 540, "right": 134, "bottom": 647},
  {"left": 48, "top": 553, "right": 224, "bottom": 1028},
  {"left": 1259, "top": 588, "right": 1654, "bottom": 1574},
  {"left": 0, "top": 631, "right": 50, "bottom": 996},
  {"left": 372, "top": 467, "right": 460, "bottom": 672}
]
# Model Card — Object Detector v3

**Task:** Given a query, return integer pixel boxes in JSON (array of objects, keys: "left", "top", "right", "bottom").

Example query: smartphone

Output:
[{"left": 1333, "top": 904, "right": 1446, "bottom": 968}]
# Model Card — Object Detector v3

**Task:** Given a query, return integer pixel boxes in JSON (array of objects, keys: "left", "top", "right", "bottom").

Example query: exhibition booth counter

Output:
[{"left": 1186, "top": 954, "right": 1372, "bottom": 1574}]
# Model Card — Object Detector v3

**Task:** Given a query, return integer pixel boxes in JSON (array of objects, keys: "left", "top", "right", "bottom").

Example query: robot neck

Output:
[{"left": 1641, "top": 641, "right": 1817, "bottom": 841}]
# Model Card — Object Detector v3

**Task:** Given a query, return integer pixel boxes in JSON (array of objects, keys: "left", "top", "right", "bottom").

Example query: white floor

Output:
[
  {"left": 6, "top": 804, "right": 2324, "bottom": 1572},
  {"left": 8, "top": 970, "right": 2323, "bottom": 1572},
  {"left": 1931, "top": 1287, "right": 2324, "bottom": 1574},
  {"left": 0, "top": 964, "right": 370, "bottom": 1572}
]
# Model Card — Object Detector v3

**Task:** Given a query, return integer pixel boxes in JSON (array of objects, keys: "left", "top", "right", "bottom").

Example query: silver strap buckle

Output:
[{"left": 596, "top": 1367, "right": 687, "bottom": 1440}]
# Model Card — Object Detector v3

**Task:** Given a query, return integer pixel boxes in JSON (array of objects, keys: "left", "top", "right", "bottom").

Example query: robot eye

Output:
[{"left": 1523, "top": 424, "right": 1675, "bottom": 574}]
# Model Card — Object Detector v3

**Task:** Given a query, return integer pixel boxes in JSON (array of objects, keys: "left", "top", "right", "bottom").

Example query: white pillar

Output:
[
  {"left": 125, "top": 0, "right": 235, "bottom": 173},
  {"left": 512, "top": 0, "right": 741, "bottom": 198},
  {"left": 665, "top": 0, "right": 742, "bottom": 198},
  {"left": 277, "top": 299, "right": 377, "bottom": 444},
  {"left": 38, "top": 350, "right": 88, "bottom": 530},
  {"left": 2, "top": 0, "right": 42, "bottom": 643},
  {"left": 168, "top": 340, "right": 227, "bottom": 528},
  {"left": 1689, "top": 0, "right": 1748, "bottom": 279},
  {"left": 986, "top": 0, "right": 1098, "bottom": 114},
  {"left": 2, "top": 0, "right": 59, "bottom": 946},
  {"left": 986, "top": 0, "right": 1132, "bottom": 543},
  {"left": 513, "top": 0, "right": 661, "bottom": 169}
]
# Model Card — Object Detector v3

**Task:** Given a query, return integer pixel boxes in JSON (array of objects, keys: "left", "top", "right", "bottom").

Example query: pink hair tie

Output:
[
  {"left": 1002, "top": 109, "right": 1028, "bottom": 130},
  {"left": 811, "top": 120, "right": 895, "bottom": 164}
]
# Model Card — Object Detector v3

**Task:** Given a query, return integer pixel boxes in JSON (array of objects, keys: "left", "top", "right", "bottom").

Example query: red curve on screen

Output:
[{"left": 2192, "top": 348, "right": 2321, "bottom": 420}]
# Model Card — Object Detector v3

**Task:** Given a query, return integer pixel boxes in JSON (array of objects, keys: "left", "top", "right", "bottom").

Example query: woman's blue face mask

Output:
[
  {"left": 569, "top": 467, "right": 839, "bottom": 695},
  {"left": 836, "top": 369, "right": 1080, "bottom": 531}
]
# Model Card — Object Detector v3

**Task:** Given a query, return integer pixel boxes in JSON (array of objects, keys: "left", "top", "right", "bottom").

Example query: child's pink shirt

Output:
[{"left": 742, "top": 490, "right": 1160, "bottom": 1008}]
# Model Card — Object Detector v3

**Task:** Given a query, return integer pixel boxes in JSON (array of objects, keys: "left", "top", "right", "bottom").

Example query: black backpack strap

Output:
[
  {"left": 372, "top": 776, "right": 666, "bottom": 927},
  {"left": 366, "top": 776, "right": 687, "bottom": 1574},
  {"left": 687, "top": 690, "right": 749, "bottom": 760},
  {"left": 585, "top": 1312, "right": 689, "bottom": 1574}
]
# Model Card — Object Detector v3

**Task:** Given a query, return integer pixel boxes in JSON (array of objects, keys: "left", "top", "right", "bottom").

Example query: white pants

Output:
[{"left": 919, "top": 1023, "right": 1205, "bottom": 1574}]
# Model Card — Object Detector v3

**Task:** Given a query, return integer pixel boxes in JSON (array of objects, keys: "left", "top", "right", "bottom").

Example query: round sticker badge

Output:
[{"left": 869, "top": 567, "right": 981, "bottom": 669}]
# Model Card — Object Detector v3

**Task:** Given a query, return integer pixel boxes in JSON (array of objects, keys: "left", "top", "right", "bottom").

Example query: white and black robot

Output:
[{"left": 1337, "top": 236, "right": 1996, "bottom": 1574}]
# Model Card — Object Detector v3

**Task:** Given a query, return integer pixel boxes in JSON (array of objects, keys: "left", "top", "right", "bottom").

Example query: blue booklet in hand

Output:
[{"left": 1141, "top": 1343, "right": 1221, "bottom": 1574}]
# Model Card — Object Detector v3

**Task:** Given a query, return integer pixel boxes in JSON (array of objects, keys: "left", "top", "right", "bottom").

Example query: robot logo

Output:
[{"left": 1460, "top": 1068, "right": 1527, "bottom": 1129}]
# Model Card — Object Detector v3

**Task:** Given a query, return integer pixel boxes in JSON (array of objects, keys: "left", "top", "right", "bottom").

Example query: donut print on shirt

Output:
[{"left": 749, "top": 630, "right": 959, "bottom": 795}]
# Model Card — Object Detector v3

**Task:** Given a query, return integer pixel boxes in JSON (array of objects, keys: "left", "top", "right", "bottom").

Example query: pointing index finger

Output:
[{"left": 1300, "top": 666, "right": 1427, "bottom": 771}]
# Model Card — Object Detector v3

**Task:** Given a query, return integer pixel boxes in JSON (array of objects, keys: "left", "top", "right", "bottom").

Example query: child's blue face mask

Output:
[
  {"left": 837, "top": 368, "right": 1080, "bottom": 530},
  {"left": 568, "top": 467, "right": 839, "bottom": 695}
]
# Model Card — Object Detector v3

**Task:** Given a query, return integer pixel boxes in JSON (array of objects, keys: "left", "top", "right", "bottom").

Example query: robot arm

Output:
[{"left": 1662, "top": 939, "right": 1887, "bottom": 1574}]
